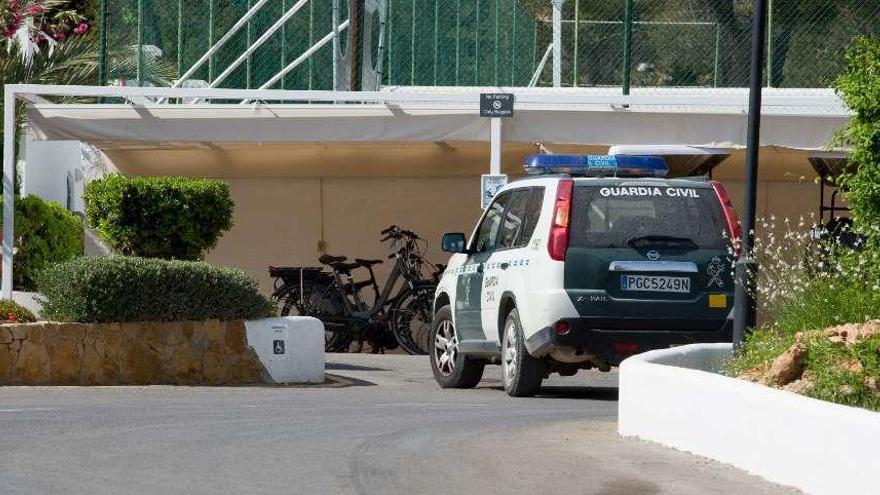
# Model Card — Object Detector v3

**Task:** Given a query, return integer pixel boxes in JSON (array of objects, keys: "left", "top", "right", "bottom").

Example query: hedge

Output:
[
  {"left": 0, "top": 195, "right": 84, "bottom": 290},
  {"left": 37, "top": 256, "right": 273, "bottom": 323},
  {"left": 84, "top": 175, "right": 234, "bottom": 260}
]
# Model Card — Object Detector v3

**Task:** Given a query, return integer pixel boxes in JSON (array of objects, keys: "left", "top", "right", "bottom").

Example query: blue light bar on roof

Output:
[{"left": 523, "top": 154, "right": 669, "bottom": 177}]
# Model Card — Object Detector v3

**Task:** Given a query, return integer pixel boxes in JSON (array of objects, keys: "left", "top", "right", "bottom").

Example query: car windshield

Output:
[{"left": 569, "top": 183, "right": 728, "bottom": 250}]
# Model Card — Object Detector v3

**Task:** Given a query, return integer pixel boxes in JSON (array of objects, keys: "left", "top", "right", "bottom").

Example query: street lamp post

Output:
[{"left": 733, "top": 0, "right": 770, "bottom": 349}]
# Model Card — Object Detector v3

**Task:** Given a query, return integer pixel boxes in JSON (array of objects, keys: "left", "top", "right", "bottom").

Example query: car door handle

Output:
[{"left": 499, "top": 263, "right": 510, "bottom": 270}]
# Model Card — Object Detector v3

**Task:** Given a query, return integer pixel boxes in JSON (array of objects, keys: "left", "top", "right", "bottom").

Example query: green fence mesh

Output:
[{"left": 102, "top": 0, "right": 880, "bottom": 91}]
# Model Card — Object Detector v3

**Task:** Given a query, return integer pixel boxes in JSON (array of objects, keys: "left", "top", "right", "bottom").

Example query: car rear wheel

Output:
[
  {"left": 430, "top": 305, "right": 485, "bottom": 389},
  {"left": 501, "top": 308, "right": 544, "bottom": 397}
]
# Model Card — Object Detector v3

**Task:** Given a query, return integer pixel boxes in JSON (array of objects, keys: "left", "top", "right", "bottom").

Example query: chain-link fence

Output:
[{"left": 101, "top": 0, "right": 880, "bottom": 91}]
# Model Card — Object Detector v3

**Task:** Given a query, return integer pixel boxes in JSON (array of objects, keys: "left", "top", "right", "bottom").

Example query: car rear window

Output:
[{"left": 569, "top": 183, "right": 728, "bottom": 250}]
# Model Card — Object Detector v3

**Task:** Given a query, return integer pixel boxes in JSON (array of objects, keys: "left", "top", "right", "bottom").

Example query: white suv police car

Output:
[{"left": 430, "top": 154, "right": 740, "bottom": 397}]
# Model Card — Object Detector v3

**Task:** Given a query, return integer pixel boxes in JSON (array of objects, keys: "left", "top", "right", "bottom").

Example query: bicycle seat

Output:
[
  {"left": 319, "top": 254, "right": 347, "bottom": 265},
  {"left": 355, "top": 258, "right": 384, "bottom": 268}
]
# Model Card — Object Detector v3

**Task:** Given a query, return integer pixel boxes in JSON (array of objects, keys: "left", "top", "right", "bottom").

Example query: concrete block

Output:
[{"left": 245, "top": 317, "right": 324, "bottom": 384}]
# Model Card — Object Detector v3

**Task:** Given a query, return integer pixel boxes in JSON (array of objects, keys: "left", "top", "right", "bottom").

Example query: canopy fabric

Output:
[{"left": 28, "top": 102, "right": 847, "bottom": 152}]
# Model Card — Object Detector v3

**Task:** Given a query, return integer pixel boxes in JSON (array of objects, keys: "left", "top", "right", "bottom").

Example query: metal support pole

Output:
[
  {"left": 176, "top": 0, "right": 183, "bottom": 78},
  {"left": 388, "top": 0, "right": 394, "bottom": 84},
  {"left": 433, "top": 1, "right": 440, "bottom": 85},
  {"left": 349, "top": 0, "right": 362, "bottom": 91},
  {"left": 733, "top": 0, "right": 769, "bottom": 349},
  {"left": 281, "top": 0, "right": 288, "bottom": 90},
  {"left": 475, "top": 0, "right": 481, "bottom": 85},
  {"left": 572, "top": 0, "right": 578, "bottom": 87},
  {"left": 766, "top": 0, "right": 773, "bottom": 87},
  {"left": 714, "top": 23, "right": 720, "bottom": 88},
  {"left": 552, "top": 0, "right": 563, "bottom": 87},
  {"left": 2, "top": 89, "right": 15, "bottom": 300},
  {"left": 208, "top": 0, "right": 215, "bottom": 82},
  {"left": 136, "top": 0, "right": 144, "bottom": 86},
  {"left": 307, "top": 0, "right": 314, "bottom": 89},
  {"left": 98, "top": 0, "right": 108, "bottom": 86},
  {"left": 510, "top": 1, "right": 516, "bottom": 86},
  {"left": 493, "top": 0, "right": 499, "bottom": 86},
  {"left": 332, "top": 0, "right": 340, "bottom": 90},
  {"left": 375, "top": 8, "right": 387, "bottom": 88},
  {"left": 622, "top": 0, "right": 633, "bottom": 94},
  {"left": 410, "top": 0, "right": 416, "bottom": 85},
  {"left": 247, "top": 0, "right": 253, "bottom": 89},
  {"left": 455, "top": 0, "right": 461, "bottom": 85},
  {"left": 490, "top": 117, "right": 502, "bottom": 175}
]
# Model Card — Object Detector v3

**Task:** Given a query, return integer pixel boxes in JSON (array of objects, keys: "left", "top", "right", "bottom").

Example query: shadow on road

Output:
[
  {"left": 484, "top": 385, "right": 619, "bottom": 401},
  {"left": 326, "top": 362, "right": 390, "bottom": 372}
]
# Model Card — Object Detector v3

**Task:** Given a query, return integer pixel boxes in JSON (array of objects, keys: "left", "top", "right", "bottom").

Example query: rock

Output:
[
  {"left": 120, "top": 341, "right": 163, "bottom": 385},
  {"left": 0, "top": 345, "right": 13, "bottom": 383},
  {"left": 839, "top": 384, "right": 856, "bottom": 397},
  {"left": 46, "top": 327, "right": 82, "bottom": 385},
  {"left": 825, "top": 320, "right": 880, "bottom": 347},
  {"left": 14, "top": 340, "right": 51, "bottom": 385},
  {"left": 737, "top": 367, "right": 765, "bottom": 383},
  {"left": 865, "top": 376, "right": 878, "bottom": 393},
  {"left": 840, "top": 358, "right": 865, "bottom": 375},
  {"left": 0, "top": 327, "right": 11, "bottom": 345},
  {"left": 764, "top": 332, "right": 807, "bottom": 386},
  {"left": 225, "top": 321, "right": 248, "bottom": 354}
]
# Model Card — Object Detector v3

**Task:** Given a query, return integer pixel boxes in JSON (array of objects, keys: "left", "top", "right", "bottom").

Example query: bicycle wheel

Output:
[
  {"left": 390, "top": 287, "right": 434, "bottom": 355},
  {"left": 278, "top": 283, "right": 352, "bottom": 353}
]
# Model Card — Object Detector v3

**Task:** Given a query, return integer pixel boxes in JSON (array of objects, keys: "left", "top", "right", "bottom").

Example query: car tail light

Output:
[
  {"left": 553, "top": 321, "right": 571, "bottom": 336},
  {"left": 710, "top": 181, "right": 742, "bottom": 257},
  {"left": 548, "top": 179, "right": 574, "bottom": 261},
  {"left": 612, "top": 342, "right": 639, "bottom": 354}
]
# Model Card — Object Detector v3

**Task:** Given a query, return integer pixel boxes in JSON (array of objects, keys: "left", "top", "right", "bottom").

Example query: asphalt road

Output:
[{"left": 0, "top": 354, "right": 799, "bottom": 495}]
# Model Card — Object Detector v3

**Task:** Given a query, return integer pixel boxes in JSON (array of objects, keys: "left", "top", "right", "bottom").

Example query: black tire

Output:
[
  {"left": 430, "top": 305, "right": 485, "bottom": 389},
  {"left": 501, "top": 308, "right": 544, "bottom": 397},
  {"left": 279, "top": 283, "right": 352, "bottom": 353},
  {"left": 390, "top": 288, "right": 433, "bottom": 355}
]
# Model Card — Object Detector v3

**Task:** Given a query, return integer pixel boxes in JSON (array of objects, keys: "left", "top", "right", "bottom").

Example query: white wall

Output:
[
  {"left": 619, "top": 344, "right": 880, "bottom": 495},
  {"left": 21, "top": 139, "right": 85, "bottom": 213}
]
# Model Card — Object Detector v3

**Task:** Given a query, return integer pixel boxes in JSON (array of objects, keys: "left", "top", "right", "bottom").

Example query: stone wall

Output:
[{"left": 0, "top": 320, "right": 266, "bottom": 385}]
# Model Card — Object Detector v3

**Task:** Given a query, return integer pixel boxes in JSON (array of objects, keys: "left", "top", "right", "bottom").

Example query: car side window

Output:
[
  {"left": 516, "top": 187, "right": 545, "bottom": 247},
  {"left": 472, "top": 193, "right": 510, "bottom": 253},
  {"left": 497, "top": 190, "right": 529, "bottom": 249}
]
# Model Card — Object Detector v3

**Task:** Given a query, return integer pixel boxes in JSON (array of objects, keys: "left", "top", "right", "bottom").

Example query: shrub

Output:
[
  {"left": 0, "top": 299, "right": 37, "bottom": 323},
  {"left": 0, "top": 195, "right": 84, "bottom": 290},
  {"left": 84, "top": 175, "right": 234, "bottom": 260},
  {"left": 835, "top": 37, "right": 880, "bottom": 245},
  {"left": 37, "top": 256, "right": 273, "bottom": 323}
]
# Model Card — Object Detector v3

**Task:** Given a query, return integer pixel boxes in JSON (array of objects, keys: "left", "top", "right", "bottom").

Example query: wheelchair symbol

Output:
[{"left": 273, "top": 340, "right": 285, "bottom": 355}]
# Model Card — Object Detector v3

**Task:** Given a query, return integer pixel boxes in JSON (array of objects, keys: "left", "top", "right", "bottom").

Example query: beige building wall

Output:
[{"left": 206, "top": 173, "right": 823, "bottom": 295}]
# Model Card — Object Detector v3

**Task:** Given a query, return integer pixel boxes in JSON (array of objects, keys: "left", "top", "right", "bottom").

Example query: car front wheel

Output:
[{"left": 430, "top": 305, "right": 485, "bottom": 389}]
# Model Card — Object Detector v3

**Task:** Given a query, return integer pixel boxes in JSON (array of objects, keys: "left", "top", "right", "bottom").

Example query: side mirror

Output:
[{"left": 441, "top": 233, "right": 467, "bottom": 253}]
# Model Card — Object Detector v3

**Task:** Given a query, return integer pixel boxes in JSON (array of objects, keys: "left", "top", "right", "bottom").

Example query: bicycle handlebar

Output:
[{"left": 381, "top": 225, "right": 397, "bottom": 235}]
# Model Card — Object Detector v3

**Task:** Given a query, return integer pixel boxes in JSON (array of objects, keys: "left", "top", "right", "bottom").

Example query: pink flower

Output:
[
  {"left": 73, "top": 22, "right": 88, "bottom": 34},
  {"left": 52, "top": 30, "right": 64, "bottom": 40},
  {"left": 26, "top": 4, "right": 43, "bottom": 15}
]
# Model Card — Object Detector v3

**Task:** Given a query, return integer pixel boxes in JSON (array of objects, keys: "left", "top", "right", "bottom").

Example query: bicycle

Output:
[{"left": 269, "top": 226, "right": 443, "bottom": 354}]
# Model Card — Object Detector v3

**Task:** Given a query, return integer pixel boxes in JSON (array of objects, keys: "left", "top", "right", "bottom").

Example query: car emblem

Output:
[{"left": 646, "top": 250, "right": 661, "bottom": 261}]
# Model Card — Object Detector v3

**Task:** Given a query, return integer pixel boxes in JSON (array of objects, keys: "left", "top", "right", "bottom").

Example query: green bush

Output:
[
  {"left": 0, "top": 195, "right": 84, "bottom": 290},
  {"left": 37, "top": 256, "right": 273, "bottom": 323},
  {"left": 0, "top": 299, "right": 37, "bottom": 323},
  {"left": 84, "top": 175, "right": 234, "bottom": 260},
  {"left": 835, "top": 37, "right": 880, "bottom": 244}
]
